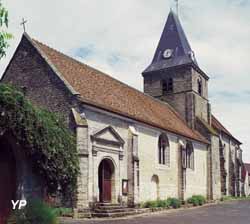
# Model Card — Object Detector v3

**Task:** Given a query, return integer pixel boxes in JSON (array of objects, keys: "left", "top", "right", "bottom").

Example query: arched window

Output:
[
  {"left": 186, "top": 141, "right": 194, "bottom": 170},
  {"left": 219, "top": 140, "right": 225, "bottom": 158},
  {"left": 158, "top": 134, "right": 170, "bottom": 166},
  {"left": 198, "top": 78, "right": 202, "bottom": 96}
]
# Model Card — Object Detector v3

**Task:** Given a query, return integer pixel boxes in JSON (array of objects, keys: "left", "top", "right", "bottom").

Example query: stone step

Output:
[
  {"left": 94, "top": 208, "right": 135, "bottom": 213},
  {"left": 78, "top": 212, "right": 92, "bottom": 219},
  {"left": 95, "top": 203, "right": 124, "bottom": 207},
  {"left": 96, "top": 205, "right": 128, "bottom": 210},
  {"left": 92, "top": 210, "right": 137, "bottom": 218}
]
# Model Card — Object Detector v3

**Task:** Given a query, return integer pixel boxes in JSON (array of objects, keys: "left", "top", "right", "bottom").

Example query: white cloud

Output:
[{"left": 0, "top": 0, "right": 249, "bottom": 161}]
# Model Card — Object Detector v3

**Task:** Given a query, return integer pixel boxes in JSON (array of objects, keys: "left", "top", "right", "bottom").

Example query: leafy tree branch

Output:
[{"left": 0, "top": 1, "right": 12, "bottom": 59}]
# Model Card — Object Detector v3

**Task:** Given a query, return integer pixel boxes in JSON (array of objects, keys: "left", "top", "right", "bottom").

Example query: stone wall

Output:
[
  {"left": 1, "top": 35, "right": 74, "bottom": 126},
  {"left": 191, "top": 68, "right": 208, "bottom": 100},
  {"left": 184, "top": 142, "right": 208, "bottom": 199},
  {"left": 83, "top": 106, "right": 209, "bottom": 205},
  {"left": 137, "top": 126, "right": 179, "bottom": 202},
  {"left": 83, "top": 107, "right": 130, "bottom": 205},
  {"left": 0, "top": 36, "right": 83, "bottom": 207},
  {"left": 220, "top": 134, "right": 242, "bottom": 197},
  {"left": 143, "top": 66, "right": 209, "bottom": 129},
  {"left": 143, "top": 66, "right": 192, "bottom": 98},
  {"left": 211, "top": 135, "right": 222, "bottom": 199}
]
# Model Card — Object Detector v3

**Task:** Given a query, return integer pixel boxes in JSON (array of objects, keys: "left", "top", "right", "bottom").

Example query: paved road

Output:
[{"left": 61, "top": 200, "right": 250, "bottom": 224}]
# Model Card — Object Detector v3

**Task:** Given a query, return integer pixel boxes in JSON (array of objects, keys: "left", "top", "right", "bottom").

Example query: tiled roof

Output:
[
  {"left": 212, "top": 115, "right": 241, "bottom": 144},
  {"left": 28, "top": 34, "right": 208, "bottom": 144},
  {"left": 143, "top": 11, "right": 208, "bottom": 79}
]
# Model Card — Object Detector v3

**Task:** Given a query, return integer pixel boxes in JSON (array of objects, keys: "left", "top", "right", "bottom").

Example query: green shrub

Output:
[
  {"left": 187, "top": 195, "right": 206, "bottom": 206},
  {"left": 167, "top": 198, "right": 181, "bottom": 209},
  {"left": 0, "top": 84, "right": 79, "bottom": 196},
  {"left": 141, "top": 199, "right": 171, "bottom": 208},
  {"left": 156, "top": 200, "right": 170, "bottom": 208},
  {"left": 142, "top": 200, "right": 158, "bottom": 208},
  {"left": 11, "top": 199, "right": 58, "bottom": 224},
  {"left": 141, "top": 198, "right": 181, "bottom": 209},
  {"left": 53, "top": 207, "right": 72, "bottom": 216}
]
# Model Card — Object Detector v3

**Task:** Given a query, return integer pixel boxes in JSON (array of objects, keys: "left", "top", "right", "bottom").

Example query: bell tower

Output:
[{"left": 142, "top": 10, "right": 211, "bottom": 129}]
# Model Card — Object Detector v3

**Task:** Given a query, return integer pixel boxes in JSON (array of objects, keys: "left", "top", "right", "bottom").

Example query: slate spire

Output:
[{"left": 143, "top": 10, "right": 199, "bottom": 74}]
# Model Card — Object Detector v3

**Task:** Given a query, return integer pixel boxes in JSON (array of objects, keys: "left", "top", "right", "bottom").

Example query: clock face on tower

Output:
[{"left": 163, "top": 49, "right": 173, "bottom": 59}]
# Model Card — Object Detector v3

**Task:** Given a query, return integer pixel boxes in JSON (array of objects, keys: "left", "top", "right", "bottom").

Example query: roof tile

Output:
[
  {"left": 212, "top": 115, "right": 241, "bottom": 144},
  {"left": 31, "top": 37, "right": 208, "bottom": 144}
]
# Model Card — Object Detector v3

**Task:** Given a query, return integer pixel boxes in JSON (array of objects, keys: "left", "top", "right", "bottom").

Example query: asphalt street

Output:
[{"left": 61, "top": 200, "right": 250, "bottom": 224}]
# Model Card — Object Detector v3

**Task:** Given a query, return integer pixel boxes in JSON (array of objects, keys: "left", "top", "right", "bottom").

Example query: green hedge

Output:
[
  {"left": 141, "top": 197, "right": 181, "bottom": 209},
  {"left": 187, "top": 195, "right": 206, "bottom": 206},
  {"left": 141, "top": 200, "right": 170, "bottom": 208},
  {"left": 0, "top": 84, "right": 79, "bottom": 195},
  {"left": 167, "top": 197, "right": 181, "bottom": 209}
]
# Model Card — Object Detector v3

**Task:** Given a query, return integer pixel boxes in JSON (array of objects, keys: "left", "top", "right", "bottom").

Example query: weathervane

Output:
[
  {"left": 20, "top": 18, "right": 27, "bottom": 33},
  {"left": 174, "top": 0, "right": 179, "bottom": 17}
]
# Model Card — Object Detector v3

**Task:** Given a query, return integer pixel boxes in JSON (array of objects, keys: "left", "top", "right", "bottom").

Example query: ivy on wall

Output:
[{"left": 0, "top": 84, "right": 79, "bottom": 196}]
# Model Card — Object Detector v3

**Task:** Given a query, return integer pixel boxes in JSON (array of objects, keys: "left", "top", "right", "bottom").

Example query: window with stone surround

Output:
[
  {"left": 186, "top": 141, "right": 194, "bottom": 170},
  {"left": 158, "top": 133, "right": 170, "bottom": 166},
  {"left": 162, "top": 78, "right": 173, "bottom": 94},
  {"left": 198, "top": 78, "right": 202, "bottom": 96}
]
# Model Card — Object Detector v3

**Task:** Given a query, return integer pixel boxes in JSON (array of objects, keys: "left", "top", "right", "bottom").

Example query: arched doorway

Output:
[
  {"left": 98, "top": 159, "right": 115, "bottom": 203},
  {"left": 0, "top": 137, "right": 17, "bottom": 223},
  {"left": 151, "top": 175, "right": 159, "bottom": 200}
]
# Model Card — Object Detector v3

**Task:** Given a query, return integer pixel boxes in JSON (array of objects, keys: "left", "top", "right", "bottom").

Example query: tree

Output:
[{"left": 0, "top": 1, "right": 12, "bottom": 59}]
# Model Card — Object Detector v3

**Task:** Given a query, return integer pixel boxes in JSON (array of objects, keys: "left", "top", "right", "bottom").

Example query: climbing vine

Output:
[{"left": 0, "top": 84, "right": 79, "bottom": 196}]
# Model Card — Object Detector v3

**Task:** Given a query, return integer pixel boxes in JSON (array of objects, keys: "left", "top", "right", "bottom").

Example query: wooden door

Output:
[{"left": 99, "top": 160, "right": 112, "bottom": 202}]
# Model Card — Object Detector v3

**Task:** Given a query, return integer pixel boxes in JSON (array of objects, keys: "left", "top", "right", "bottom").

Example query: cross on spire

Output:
[{"left": 20, "top": 18, "right": 27, "bottom": 33}]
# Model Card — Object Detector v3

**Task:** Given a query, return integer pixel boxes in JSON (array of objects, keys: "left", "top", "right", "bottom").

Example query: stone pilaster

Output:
[
  {"left": 210, "top": 135, "right": 222, "bottom": 200},
  {"left": 127, "top": 126, "right": 139, "bottom": 207},
  {"left": 71, "top": 109, "right": 89, "bottom": 209}
]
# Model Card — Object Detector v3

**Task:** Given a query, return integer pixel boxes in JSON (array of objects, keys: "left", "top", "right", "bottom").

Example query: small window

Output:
[
  {"left": 198, "top": 78, "right": 202, "bottom": 96},
  {"left": 162, "top": 80, "right": 168, "bottom": 93},
  {"left": 186, "top": 141, "right": 194, "bottom": 170},
  {"left": 162, "top": 78, "right": 173, "bottom": 94},
  {"left": 158, "top": 134, "right": 170, "bottom": 166},
  {"left": 168, "top": 78, "right": 173, "bottom": 92},
  {"left": 219, "top": 140, "right": 225, "bottom": 158}
]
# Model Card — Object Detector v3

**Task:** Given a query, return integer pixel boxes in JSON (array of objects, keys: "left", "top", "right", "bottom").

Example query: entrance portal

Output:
[
  {"left": 98, "top": 159, "right": 115, "bottom": 203},
  {"left": 0, "top": 138, "right": 17, "bottom": 223}
]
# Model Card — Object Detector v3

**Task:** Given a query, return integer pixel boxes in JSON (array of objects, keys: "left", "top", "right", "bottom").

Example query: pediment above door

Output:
[{"left": 91, "top": 126, "right": 125, "bottom": 147}]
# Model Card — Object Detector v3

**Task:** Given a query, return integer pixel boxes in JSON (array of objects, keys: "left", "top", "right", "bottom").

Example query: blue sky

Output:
[{"left": 0, "top": 0, "right": 250, "bottom": 161}]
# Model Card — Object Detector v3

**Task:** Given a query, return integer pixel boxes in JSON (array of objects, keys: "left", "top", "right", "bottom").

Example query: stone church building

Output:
[{"left": 0, "top": 11, "right": 244, "bottom": 211}]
